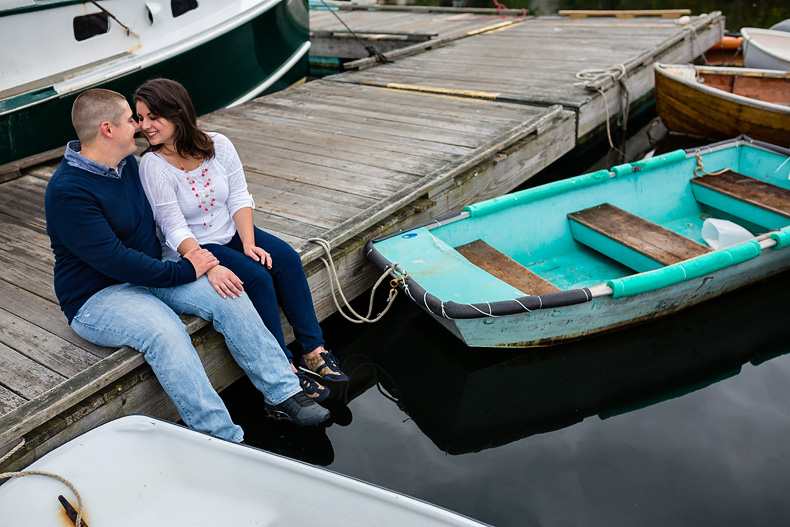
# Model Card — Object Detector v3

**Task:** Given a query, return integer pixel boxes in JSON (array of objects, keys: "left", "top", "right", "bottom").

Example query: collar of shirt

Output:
[{"left": 64, "top": 140, "right": 127, "bottom": 179}]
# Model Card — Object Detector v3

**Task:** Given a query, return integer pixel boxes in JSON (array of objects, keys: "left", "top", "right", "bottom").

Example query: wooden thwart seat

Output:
[
  {"left": 568, "top": 203, "right": 711, "bottom": 271},
  {"left": 455, "top": 240, "right": 560, "bottom": 295},
  {"left": 690, "top": 170, "right": 790, "bottom": 219}
]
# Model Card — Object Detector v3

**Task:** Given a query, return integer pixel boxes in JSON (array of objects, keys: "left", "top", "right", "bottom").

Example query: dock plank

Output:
[
  {"left": 0, "top": 341, "right": 66, "bottom": 400},
  {"left": 0, "top": 278, "right": 111, "bottom": 358},
  {"left": 0, "top": 385, "right": 25, "bottom": 416},
  {"left": 327, "top": 13, "right": 724, "bottom": 139},
  {"left": 0, "top": 309, "right": 100, "bottom": 378}
]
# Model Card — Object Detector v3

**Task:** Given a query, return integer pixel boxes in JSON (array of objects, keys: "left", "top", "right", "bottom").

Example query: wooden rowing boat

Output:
[
  {"left": 653, "top": 63, "right": 790, "bottom": 146},
  {"left": 742, "top": 27, "right": 790, "bottom": 71},
  {"left": 365, "top": 137, "right": 790, "bottom": 348},
  {"left": 0, "top": 415, "right": 488, "bottom": 526}
]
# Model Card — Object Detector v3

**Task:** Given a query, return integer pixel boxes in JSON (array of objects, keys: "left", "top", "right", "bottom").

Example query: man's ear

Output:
[{"left": 100, "top": 121, "right": 113, "bottom": 138}]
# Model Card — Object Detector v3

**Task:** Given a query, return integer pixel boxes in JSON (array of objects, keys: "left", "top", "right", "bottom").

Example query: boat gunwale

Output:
[
  {"left": 654, "top": 62, "right": 790, "bottom": 115},
  {"left": 367, "top": 137, "right": 790, "bottom": 320},
  {"left": 741, "top": 27, "right": 790, "bottom": 60}
]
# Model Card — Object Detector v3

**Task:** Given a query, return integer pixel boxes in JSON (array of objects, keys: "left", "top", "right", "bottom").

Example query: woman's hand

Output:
[
  {"left": 206, "top": 265, "right": 244, "bottom": 299},
  {"left": 244, "top": 245, "right": 272, "bottom": 269}
]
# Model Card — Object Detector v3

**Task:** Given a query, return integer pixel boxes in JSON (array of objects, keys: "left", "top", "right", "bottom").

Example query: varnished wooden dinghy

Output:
[
  {"left": 366, "top": 137, "right": 790, "bottom": 348},
  {"left": 654, "top": 63, "right": 790, "bottom": 146}
]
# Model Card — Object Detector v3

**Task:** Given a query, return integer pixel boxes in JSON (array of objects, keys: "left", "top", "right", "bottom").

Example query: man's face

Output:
[{"left": 115, "top": 102, "right": 140, "bottom": 157}]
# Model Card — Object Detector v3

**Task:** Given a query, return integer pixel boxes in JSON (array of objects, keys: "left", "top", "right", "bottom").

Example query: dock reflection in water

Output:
[{"left": 224, "top": 272, "right": 790, "bottom": 526}]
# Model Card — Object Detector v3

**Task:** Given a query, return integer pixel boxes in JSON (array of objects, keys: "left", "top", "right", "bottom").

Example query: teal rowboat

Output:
[{"left": 366, "top": 137, "right": 790, "bottom": 348}]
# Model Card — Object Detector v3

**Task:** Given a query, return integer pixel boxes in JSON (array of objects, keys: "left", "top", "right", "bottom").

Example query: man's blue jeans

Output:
[
  {"left": 203, "top": 227, "right": 325, "bottom": 361},
  {"left": 70, "top": 279, "right": 300, "bottom": 442}
]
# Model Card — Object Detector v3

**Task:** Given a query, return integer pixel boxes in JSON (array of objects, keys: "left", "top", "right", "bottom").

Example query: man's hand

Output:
[
  {"left": 183, "top": 247, "right": 219, "bottom": 278},
  {"left": 206, "top": 265, "right": 244, "bottom": 299}
]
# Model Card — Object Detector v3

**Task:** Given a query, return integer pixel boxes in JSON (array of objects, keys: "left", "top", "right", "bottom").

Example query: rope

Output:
[
  {"left": 316, "top": 0, "right": 391, "bottom": 64},
  {"left": 575, "top": 65, "right": 631, "bottom": 162},
  {"left": 309, "top": 238, "right": 400, "bottom": 324},
  {"left": 0, "top": 439, "right": 86, "bottom": 526},
  {"left": 694, "top": 151, "right": 729, "bottom": 177}
]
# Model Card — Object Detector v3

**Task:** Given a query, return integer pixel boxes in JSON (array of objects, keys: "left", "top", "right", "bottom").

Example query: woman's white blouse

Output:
[{"left": 139, "top": 132, "right": 254, "bottom": 259}]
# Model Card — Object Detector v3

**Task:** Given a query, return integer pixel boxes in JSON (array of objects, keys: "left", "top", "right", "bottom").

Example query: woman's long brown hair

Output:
[{"left": 134, "top": 78, "right": 215, "bottom": 159}]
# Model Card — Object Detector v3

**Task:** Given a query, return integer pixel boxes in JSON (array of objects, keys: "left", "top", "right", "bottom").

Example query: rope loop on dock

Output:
[
  {"left": 309, "top": 238, "right": 399, "bottom": 324},
  {"left": 575, "top": 64, "right": 632, "bottom": 161},
  {"left": 0, "top": 439, "right": 86, "bottom": 526},
  {"left": 574, "top": 64, "right": 626, "bottom": 89},
  {"left": 694, "top": 151, "right": 729, "bottom": 177}
]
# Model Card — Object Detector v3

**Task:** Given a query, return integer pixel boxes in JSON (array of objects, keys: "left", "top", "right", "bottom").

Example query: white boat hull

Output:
[
  {"left": 742, "top": 27, "right": 790, "bottom": 71},
  {"left": 0, "top": 416, "right": 487, "bottom": 526}
]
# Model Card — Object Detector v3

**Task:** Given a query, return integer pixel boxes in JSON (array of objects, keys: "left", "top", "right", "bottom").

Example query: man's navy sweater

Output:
[{"left": 45, "top": 151, "right": 196, "bottom": 323}]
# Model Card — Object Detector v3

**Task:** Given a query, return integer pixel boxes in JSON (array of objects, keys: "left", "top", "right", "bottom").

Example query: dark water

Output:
[{"left": 224, "top": 264, "right": 790, "bottom": 526}]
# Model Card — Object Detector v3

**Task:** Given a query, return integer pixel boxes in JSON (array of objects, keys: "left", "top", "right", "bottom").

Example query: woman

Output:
[{"left": 134, "top": 79, "right": 347, "bottom": 402}]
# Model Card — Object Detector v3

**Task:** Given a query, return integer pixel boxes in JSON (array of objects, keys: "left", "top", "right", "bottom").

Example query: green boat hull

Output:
[{"left": 0, "top": 0, "right": 308, "bottom": 166}]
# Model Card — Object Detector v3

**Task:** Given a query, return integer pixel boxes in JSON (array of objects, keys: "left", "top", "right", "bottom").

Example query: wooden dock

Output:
[
  {"left": 310, "top": 3, "right": 528, "bottom": 68},
  {"left": 0, "top": 9, "right": 723, "bottom": 472}
]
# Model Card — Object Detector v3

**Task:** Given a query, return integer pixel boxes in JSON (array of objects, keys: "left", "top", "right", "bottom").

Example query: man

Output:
[{"left": 44, "top": 89, "right": 328, "bottom": 441}]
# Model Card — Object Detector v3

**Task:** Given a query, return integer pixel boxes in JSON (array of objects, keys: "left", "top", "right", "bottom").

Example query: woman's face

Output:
[{"left": 136, "top": 101, "right": 177, "bottom": 148}]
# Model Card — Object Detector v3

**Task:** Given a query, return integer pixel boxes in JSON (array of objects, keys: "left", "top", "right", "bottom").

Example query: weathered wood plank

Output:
[
  {"left": 0, "top": 308, "right": 100, "bottom": 378},
  {"left": 568, "top": 203, "right": 711, "bottom": 266},
  {"left": 456, "top": 240, "right": 560, "bottom": 295},
  {"left": 558, "top": 9, "right": 691, "bottom": 18},
  {"left": 0, "top": 385, "right": 25, "bottom": 416},
  {"left": 691, "top": 171, "right": 790, "bottom": 218},
  {"left": 0, "top": 341, "right": 66, "bottom": 400},
  {"left": 0, "top": 278, "right": 110, "bottom": 358}
]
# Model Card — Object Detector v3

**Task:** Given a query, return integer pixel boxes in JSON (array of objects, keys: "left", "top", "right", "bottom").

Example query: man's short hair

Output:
[{"left": 71, "top": 89, "right": 127, "bottom": 145}]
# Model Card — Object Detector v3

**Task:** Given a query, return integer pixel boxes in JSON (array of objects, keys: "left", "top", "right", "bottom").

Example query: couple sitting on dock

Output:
[{"left": 44, "top": 79, "right": 347, "bottom": 443}]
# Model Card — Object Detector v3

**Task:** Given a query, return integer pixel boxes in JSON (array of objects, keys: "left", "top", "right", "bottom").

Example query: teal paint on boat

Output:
[
  {"left": 367, "top": 137, "right": 790, "bottom": 347},
  {"left": 606, "top": 240, "right": 763, "bottom": 298},
  {"left": 770, "top": 227, "right": 790, "bottom": 250},
  {"left": 376, "top": 228, "right": 527, "bottom": 304}
]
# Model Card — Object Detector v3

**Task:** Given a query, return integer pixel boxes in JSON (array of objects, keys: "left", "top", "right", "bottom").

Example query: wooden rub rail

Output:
[
  {"left": 568, "top": 203, "right": 711, "bottom": 272},
  {"left": 456, "top": 240, "right": 560, "bottom": 295}
]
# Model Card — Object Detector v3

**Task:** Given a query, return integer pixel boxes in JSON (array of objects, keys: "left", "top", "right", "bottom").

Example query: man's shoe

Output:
[
  {"left": 299, "top": 350, "right": 349, "bottom": 387},
  {"left": 297, "top": 371, "right": 330, "bottom": 404},
  {"left": 264, "top": 392, "right": 330, "bottom": 426}
]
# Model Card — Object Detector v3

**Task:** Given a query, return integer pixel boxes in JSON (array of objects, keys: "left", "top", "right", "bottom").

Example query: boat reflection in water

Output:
[{"left": 339, "top": 272, "right": 790, "bottom": 455}]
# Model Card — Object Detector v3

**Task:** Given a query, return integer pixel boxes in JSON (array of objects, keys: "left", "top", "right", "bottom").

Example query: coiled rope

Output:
[
  {"left": 0, "top": 439, "right": 86, "bottom": 526},
  {"left": 575, "top": 64, "right": 631, "bottom": 161},
  {"left": 309, "top": 238, "right": 401, "bottom": 324}
]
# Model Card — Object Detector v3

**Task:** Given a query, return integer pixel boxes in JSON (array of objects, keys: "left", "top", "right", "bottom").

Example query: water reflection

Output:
[
  {"left": 338, "top": 273, "right": 790, "bottom": 455},
  {"left": 224, "top": 272, "right": 790, "bottom": 526}
]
